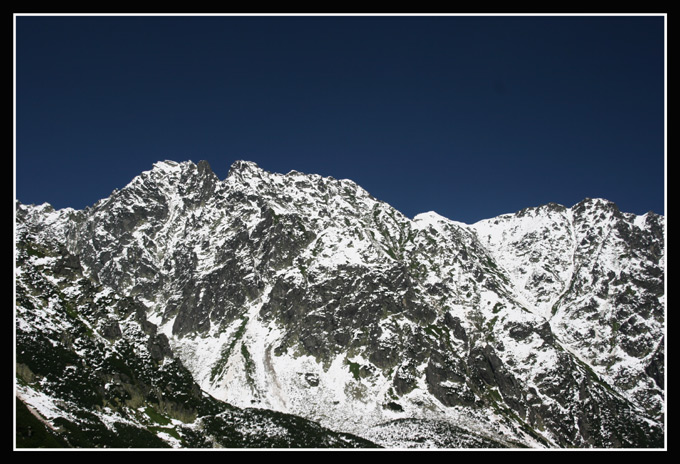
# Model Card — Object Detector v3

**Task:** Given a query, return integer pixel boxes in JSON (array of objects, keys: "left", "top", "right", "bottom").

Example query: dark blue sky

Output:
[{"left": 15, "top": 14, "right": 665, "bottom": 224}]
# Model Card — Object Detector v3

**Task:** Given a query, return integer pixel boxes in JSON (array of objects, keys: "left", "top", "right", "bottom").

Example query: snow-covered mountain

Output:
[{"left": 15, "top": 160, "right": 665, "bottom": 448}]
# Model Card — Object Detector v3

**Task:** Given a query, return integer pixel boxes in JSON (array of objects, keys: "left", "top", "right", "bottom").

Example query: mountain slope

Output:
[
  {"left": 15, "top": 160, "right": 665, "bottom": 448},
  {"left": 15, "top": 199, "right": 378, "bottom": 448}
]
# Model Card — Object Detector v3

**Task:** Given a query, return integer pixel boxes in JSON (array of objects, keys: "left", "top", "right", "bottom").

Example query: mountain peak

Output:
[
  {"left": 573, "top": 197, "right": 620, "bottom": 211},
  {"left": 151, "top": 159, "right": 183, "bottom": 173},
  {"left": 414, "top": 210, "right": 470, "bottom": 228},
  {"left": 14, "top": 161, "right": 666, "bottom": 449},
  {"left": 196, "top": 159, "right": 214, "bottom": 177},
  {"left": 228, "top": 160, "right": 263, "bottom": 177}
]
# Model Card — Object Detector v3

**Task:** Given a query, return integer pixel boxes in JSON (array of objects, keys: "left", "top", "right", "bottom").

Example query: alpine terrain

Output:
[{"left": 15, "top": 160, "right": 665, "bottom": 449}]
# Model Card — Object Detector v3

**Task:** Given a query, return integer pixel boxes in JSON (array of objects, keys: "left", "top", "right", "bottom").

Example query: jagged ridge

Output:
[{"left": 15, "top": 160, "right": 665, "bottom": 448}]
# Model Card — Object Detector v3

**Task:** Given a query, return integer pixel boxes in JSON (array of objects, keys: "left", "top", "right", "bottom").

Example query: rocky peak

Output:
[
  {"left": 15, "top": 160, "right": 665, "bottom": 449},
  {"left": 196, "top": 159, "right": 215, "bottom": 177},
  {"left": 227, "top": 159, "right": 265, "bottom": 181}
]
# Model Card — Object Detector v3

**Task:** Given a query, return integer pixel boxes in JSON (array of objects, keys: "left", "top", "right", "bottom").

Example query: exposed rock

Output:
[{"left": 15, "top": 160, "right": 665, "bottom": 449}]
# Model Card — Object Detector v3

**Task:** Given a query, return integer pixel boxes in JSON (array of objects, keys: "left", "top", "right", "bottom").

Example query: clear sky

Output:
[{"left": 15, "top": 14, "right": 665, "bottom": 224}]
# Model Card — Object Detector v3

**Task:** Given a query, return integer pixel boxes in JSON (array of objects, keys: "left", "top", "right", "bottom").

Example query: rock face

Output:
[{"left": 15, "top": 160, "right": 665, "bottom": 448}]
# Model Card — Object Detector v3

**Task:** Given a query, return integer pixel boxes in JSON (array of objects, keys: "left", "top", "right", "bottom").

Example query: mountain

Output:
[{"left": 14, "top": 160, "right": 665, "bottom": 449}]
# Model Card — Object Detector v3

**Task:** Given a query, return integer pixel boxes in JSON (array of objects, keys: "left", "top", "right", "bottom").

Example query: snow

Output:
[
  {"left": 152, "top": 159, "right": 182, "bottom": 173},
  {"left": 413, "top": 211, "right": 449, "bottom": 233},
  {"left": 15, "top": 160, "right": 665, "bottom": 449},
  {"left": 634, "top": 213, "right": 648, "bottom": 229},
  {"left": 16, "top": 384, "right": 77, "bottom": 424}
]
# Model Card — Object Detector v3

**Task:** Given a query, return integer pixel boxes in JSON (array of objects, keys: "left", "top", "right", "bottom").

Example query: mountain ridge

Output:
[{"left": 15, "top": 159, "right": 665, "bottom": 449}]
